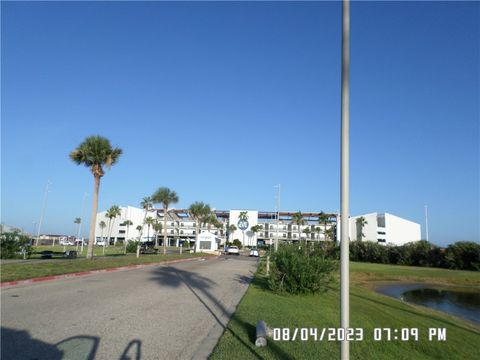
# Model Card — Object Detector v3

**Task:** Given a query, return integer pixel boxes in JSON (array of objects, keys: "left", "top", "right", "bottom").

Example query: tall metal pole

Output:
[
  {"left": 274, "top": 184, "right": 281, "bottom": 252},
  {"left": 425, "top": 205, "right": 429, "bottom": 242},
  {"left": 36, "top": 180, "right": 52, "bottom": 246},
  {"left": 79, "top": 192, "right": 88, "bottom": 253},
  {"left": 340, "top": 0, "right": 350, "bottom": 359}
]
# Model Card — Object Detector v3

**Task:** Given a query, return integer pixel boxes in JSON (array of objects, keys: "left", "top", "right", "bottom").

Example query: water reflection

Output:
[{"left": 376, "top": 284, "right": 480, "bottom": 324}]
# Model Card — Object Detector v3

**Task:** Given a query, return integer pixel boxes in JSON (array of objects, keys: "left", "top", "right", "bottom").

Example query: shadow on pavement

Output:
[
  {"left": 1, "top": 327, "right": 142, "bottom": 360},
  {"left": 149, "top": 265, "right": 273, "bottom": 359},
  {"left": 1, "top": 327, "right": 64, "bottom": 360}
]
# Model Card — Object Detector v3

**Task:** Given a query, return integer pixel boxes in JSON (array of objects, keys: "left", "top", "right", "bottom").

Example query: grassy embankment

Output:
[
  {"left": 211, "top": 261, "right": 480, "bottom": 360},
  {"left": 1, "top": 245, "right": 209, "bottom": 282}
]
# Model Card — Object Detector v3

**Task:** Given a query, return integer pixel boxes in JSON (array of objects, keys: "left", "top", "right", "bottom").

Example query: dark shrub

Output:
[
  {"left": 268, "top": 244, "right": 336, "bottom": 294},
  {"left": 445, "top": 242, "right": 480, "bottom": 270},
  {"left": 1, "top": 232, "right": 32, "bottom": 259},
  {"left": 126, "top": 241, "right": 139, "bottom": 253},
  {"left": 232, "top": 239, "right": 242, "bottom": 249}
]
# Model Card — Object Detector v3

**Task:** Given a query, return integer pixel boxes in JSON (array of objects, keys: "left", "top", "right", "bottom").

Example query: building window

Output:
[
  {"left": 119, "top": 230, "right": 126, "bottom": 234},
  {"left": 377, "top": 215, "right": 386, "bottom": 228},
  {"left": 377, "top": 239, "right": 386, "bottom": 243},
  {"left": 283, "top": 234, "right": 286, "bottom": 238},
  {"left": 199, "top": 241, "right": 211, "bottom": 250},
  {"left": 377, "top": 231, "right": 386, "bottom": 235},
  {"left": 181, "top": 223, "right": 184, "bottom": 226}
]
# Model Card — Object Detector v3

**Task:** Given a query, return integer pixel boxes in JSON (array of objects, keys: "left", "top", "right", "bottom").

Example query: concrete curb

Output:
[{"left": 1, "top": 255, "right": 217, "bottom": 288}]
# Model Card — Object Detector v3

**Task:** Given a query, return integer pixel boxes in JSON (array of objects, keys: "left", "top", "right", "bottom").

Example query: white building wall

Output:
[
  {"left": 384, "top": 213, "right": 421, "bottom": 246},
  {"left": 95, "top": 206, "right": 151, "bottom": 243},
  {"left": 350, "top": 213, "right": 378, "bottom": 241},
  {"left": 347, "top": 212, "right": 421, "bottom": 246},
  {"left": 229, "top": 210, "right": 258, "bottom": 247}
]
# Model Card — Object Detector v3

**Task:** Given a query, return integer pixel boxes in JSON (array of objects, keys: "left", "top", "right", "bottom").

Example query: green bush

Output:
[
  {"left": 268, "top": 244, "right": 336, "bottom": 294},
  {"left": 1, "top": 232, "right": 32, "bottom": 259},
  {"left": 445, "top": 242, "right": 480, "bottom": 270},
  {"left": 126, "top": 241, "right": 139, "bottom": 253},
  {"left": 232, "top": 239, "right": 242, "bottom": 249}
]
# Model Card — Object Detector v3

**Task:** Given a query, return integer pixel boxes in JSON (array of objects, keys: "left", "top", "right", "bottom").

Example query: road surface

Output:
[{"left": 1, "top": 255, "right": 258, "bottom": 360}]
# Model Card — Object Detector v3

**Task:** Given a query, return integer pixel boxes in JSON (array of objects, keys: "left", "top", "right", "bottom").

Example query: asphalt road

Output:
[{"left": 1, "top": 255, "right": 258, "bottom": 360}]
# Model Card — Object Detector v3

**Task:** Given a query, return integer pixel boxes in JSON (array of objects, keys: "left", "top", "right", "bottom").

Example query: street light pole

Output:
[
  {"left": 425, "top": 205, "right": 429, "bottom": 242},
  {"left": 274, "top": 184, "right": 281, "bottom": 252},
  {"left": 340, "top": 0, "right": 350, "bottom": 359},
  {"left": 79, "top": 192, "right": 88, "bottom": 253},
  {"left": 36, "top": 180, "right": 52, "bottom": 246}
]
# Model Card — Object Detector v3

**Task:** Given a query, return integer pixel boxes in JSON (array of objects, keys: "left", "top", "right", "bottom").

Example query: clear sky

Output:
[{"left": 2, "top": 1, "right": 479, "bottom": 247}]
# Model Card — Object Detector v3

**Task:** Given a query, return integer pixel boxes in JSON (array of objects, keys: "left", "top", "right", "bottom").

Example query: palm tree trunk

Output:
[
  {"left": 124, "top": 225, "right": 129, "bottom": 254},
  {"left": 194, "top": 222, "right": 199, "bottom": 253},
  {"left": 163, "top": 206, "right": 167, "bottom": 255},
  {"left": 87, "top": 176, "right": 100, "bottom": 259}
]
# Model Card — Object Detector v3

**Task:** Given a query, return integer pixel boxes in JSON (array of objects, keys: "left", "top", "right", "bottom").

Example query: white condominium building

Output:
[{"left": 349, "top": 212, "right": 421, "bottom": 246}]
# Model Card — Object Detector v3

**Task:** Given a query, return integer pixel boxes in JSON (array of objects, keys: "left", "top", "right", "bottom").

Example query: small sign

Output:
[{"left": 237, "top": 219, "right": 249, "bottom": 231}]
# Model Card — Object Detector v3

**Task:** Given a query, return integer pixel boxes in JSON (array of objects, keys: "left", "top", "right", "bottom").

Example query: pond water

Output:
[{"left": 375, "top": 283, "right": 480, "bottom": 324}]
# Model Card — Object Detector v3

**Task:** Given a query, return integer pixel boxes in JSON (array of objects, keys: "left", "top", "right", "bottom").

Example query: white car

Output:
[
  {"left": 249, "top": 249, "right": 259, "bottom": 257},
  {"left": 59, "top": 239, "right": 74, "bottom": 246},
  {"left": 226, "top": 246, "right": 240, "bottom": 255}
]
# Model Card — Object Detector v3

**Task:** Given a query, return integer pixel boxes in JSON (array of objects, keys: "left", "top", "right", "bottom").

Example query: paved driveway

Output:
[{"left": 1, "top": 256, "right": 258, "bottom": 360}]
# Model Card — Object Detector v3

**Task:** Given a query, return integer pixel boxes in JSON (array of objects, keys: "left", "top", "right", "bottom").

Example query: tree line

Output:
[{"left": 316, "top": 240, "right": 479, "bottom": 271}]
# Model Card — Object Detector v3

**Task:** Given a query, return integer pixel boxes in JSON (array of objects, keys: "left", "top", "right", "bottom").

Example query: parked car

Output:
[
  {"left": 226, "top": 246, "right": 240, "bottom": 255},
  {"left": 249, "top": 248, "right": 259, "bottom": 257},
  {"left": 59, "top": 239, "right": 74, "bottom": 246},
  {"left": 95, "top": 240, "right": 106, "bottom": 246}
]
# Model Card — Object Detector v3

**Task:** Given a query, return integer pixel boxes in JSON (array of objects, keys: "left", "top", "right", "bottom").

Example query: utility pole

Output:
[
  {"left": 36, "top": 180, "right": 52, "bottom": 246},
  {"left": 274, "top": 184, "right": 281, "bottom": 252},
  {"left": 340, "top": 0, "right": 350, "bottom": 359},
  {"left": 425, "top": 205, "right": 429, "bottom": 242},
  {"left": 79, "top": 192, "right": 88, "bottom": 253}
]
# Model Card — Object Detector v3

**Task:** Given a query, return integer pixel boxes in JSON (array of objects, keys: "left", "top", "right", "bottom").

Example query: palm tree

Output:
[
  {"left": 99, "top": 221, "right": 107, "bottom": 244},
  {"left": 105, "top": 205, "right": 122, "bottom": 251},
  {"left": 203, "top": 212, "right": 217, "bottom": 232},
  {"left": 151, "top": 187, "right": 179, "bottom": 254},
  {"left": 250, "top": 224, "right": 262, "bottom": 247},
  {"left": 214, "top": 220, "right": 224, "bottom": 237},
  {"left": 238, "top": 211, "right": 249, "bottom": 245},
  {"left": 135, "top": 225, "right": 143, "bottom": 258},
  {"left": 70, "top": 136, "right": 122, "bottom": 259},
  {"left": 122, "top": 219, "right": 133, "bottom": 254},
  {"left": 74, "top": 217, "right": 81, "bottom": 251},
  {"left": 144, "top": 216, "right": 155, "bottom": 242},
  {"left": 318, "top": 212, "right": 330, "bottom": 241},
  {"left": 227, "top": 224, "right": 237, "bottom": 245},
  {"left": 138, "top": 196, "right": 153, "bottom": 242},
  {"left": 188, "top": 202, "right": 211, "bottom": 253},
  {"left": 153, "top": 221, "right": 163, "bottom": 247},
  {"left": 292, "top": 211, "right": 306, "bottom": 244},
  {"left": 303, "top": 227, "right": 312, "bottom": 246},
  {"left": 356, "top": 216, "right": 368, "bottom": 241}
]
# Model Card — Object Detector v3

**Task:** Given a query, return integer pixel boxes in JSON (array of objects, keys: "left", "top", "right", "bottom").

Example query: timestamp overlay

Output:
[{"left": 272, "top": 328, "right": 447, "bottom": 342}]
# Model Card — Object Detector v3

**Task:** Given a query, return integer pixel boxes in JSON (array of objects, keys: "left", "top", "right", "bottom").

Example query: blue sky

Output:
[{"left": 2, "top": 1, "right": 478, "bottom": 246}]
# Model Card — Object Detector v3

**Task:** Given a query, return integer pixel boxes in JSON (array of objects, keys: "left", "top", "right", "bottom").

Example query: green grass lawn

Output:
[
  {"left": 29, "top": 245, "right": 184, "bottom": 258},
  {"left": 210, "top": 262, "right": 480, "bottom": 360},
  {"left": 1, "top": 251, "right": 210, "bottom": 282}
]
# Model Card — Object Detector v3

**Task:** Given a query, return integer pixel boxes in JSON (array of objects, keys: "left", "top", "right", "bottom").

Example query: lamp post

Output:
[
  {"left": 36, "top": 180, "right": 52, "bottom": 246},
  {"left": 425, "top": 205, "right": 429, "bottom": 242},
  {"left": 340, "top": 0, "right": 350, "bottom": 359},
  {"left": 274, "top": 184, "right": 281, "bottom": 252}
]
